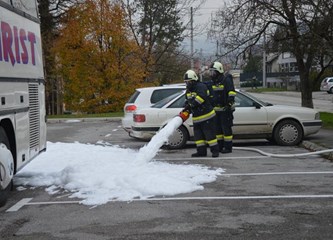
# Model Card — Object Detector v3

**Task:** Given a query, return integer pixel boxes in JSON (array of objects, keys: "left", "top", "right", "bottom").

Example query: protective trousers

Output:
[
  {"left": 193, "top": 118, "right": 219, "bottom": 156},
  {"left": 215, "top": 110, "right": 234, "bottom": 151}
]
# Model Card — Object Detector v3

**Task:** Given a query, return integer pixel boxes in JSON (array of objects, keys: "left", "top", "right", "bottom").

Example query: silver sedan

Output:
[{"left": 131, "top": 90, "right": 322, "bottom": 149}]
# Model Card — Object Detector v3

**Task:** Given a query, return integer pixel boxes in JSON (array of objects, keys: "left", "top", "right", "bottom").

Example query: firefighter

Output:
[
  {"left": 179, "top": 70, "right": 219, "bottom": 158},
  {"left": 210, "top": 61, "right": 236, "bottom": 153}
]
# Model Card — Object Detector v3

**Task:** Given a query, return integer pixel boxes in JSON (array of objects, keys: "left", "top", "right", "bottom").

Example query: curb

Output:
[
  {"left": 47, "top": 117, "right": 122, "bottom": 123},
  {"left": 301, "top": 140, "right": 333, "bottom": 161}
]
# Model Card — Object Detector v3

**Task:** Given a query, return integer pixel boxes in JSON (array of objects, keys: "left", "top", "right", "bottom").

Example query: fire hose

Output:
[
  {"left": 233, "top": 146, "right": 333, "bottom": 158},
  {"left": 177, "top": 111, "right": 333, "bottom": 159}
]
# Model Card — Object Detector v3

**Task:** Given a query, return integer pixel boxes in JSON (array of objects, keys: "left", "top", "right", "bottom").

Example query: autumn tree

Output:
[
  {"left": 38, "top": 0, "right": 78, "bottom": 114},
  {"left": 209, "top": 0, "right": 333, "bottom": 108},
  {"left": 38, "top": 0, "right": 57, "bottom": 114},
  {"left": 53, "top": 0, "right": 145, "bottom": 113}
]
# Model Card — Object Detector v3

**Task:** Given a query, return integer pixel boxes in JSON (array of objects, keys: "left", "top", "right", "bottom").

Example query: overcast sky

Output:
[{"left": 182, "top": 0, "right": 226, "bottom": 56}]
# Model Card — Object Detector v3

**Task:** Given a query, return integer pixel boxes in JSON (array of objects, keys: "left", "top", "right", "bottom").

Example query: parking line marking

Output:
[
  {"left": 6, "top": 172, "right": 333, "bottom": 211},
  {"left": 220, "top": 171, "right": 333, "bottom": 176},
  {"left": 6, "top": 194, "right": 333, "bottom": 212},
  {"left": 6, "top": 199, "right": 81, "bottom": 212},
  {"left": 142, "top": 195, "right": 333, "bottom": 201},
  {"left": 25, "top": 200, "right": 80, "bottom": 205},
  {"left": 6, "top": 198, "right": 33, "bottom": 212}
]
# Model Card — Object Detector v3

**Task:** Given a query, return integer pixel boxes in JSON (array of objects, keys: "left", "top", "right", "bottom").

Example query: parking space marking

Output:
[
  {"left": 6, "top": 194, "right": 333, "bottom": 212},
  {"left": 220, "top": 171, "right": 333, "bottom": 176},
  {"left": 6, "top": 198, "right": 33, "bottom": 212},
  {"left": 6, "top": 198, "right": 80, "bottom": 212},
  {"left": 143, "top": 195, "right": 333, "bottom": 201},
  {"left": 6, "top": 171, "right": 333, "bottom": 212}
]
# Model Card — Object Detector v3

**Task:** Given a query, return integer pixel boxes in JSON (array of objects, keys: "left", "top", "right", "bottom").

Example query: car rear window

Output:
[
  {"left": 322, "top": 78, "right": 333, "bottom": 83},
  {"left": 169, "top": 94, "right": 186, "bottom": 108},
  {"left": 152, "top": 92, "right": 183, "bottom": 108},
  {"left": 150, "top": 89, "right": 184, "bottom": 103},
  {"left": 127, "top": 91, "right": 140, "bottom": 103}
]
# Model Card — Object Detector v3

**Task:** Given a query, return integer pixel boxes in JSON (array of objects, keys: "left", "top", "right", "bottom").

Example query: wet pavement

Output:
[{"left": 2, "top": 118, "right": 332, "bottom": 240}]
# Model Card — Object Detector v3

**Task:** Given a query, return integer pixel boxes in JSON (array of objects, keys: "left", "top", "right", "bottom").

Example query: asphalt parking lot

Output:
[{"left": 1, "top": 119, "right": 333, "bottom": 240}]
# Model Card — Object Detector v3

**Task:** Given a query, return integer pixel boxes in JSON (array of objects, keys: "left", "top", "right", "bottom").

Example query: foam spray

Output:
[{"left": 136, "top": 116, "right": 183, "bottom": 163}]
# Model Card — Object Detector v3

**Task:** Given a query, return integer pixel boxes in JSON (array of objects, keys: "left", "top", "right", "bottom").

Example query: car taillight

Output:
[
  {"left": 133, "top": 114, "right": 146, "bottom": 122},
  {"left": 125, "top": 105, "right": 137, "bottom": 112}
]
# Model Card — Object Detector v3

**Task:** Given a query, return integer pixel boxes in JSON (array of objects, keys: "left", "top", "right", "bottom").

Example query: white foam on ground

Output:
[{"left": 15, "top": 117, "right": 224, "bottom": 206}]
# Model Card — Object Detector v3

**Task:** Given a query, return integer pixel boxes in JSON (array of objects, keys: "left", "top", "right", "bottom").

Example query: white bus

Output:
[{"left": 0, "top": 0, "right": 46, "bottom": 207}]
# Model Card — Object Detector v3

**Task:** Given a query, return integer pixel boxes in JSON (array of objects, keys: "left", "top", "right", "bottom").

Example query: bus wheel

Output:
[{"left": 0, "top": 127, "right": 14, "bottom": 208}]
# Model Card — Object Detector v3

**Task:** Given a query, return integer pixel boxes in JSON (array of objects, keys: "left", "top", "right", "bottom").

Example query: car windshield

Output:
[
  {"left": 151, "top": 91, "right": 184, "bottom": 108},
  {"left": 239, "top": 89, "right": 272, "bottom": 106}
]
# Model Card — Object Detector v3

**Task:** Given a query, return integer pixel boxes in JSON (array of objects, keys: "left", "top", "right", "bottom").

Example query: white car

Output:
[
  {"left": 320, "top": 77, "right": 333, "bottom": 94},
  {"left": 122, "top": 85, "right": 185, "bottom": 133},
  {"left": 131, "top": 89, "right": 322, "bottom": 149}
]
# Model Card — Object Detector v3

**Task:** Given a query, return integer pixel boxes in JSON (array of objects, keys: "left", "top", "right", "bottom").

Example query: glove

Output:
[
  {"left": 179, "top": 110, "right": 190, "bottom": 122},
  {"left": 225, "top": 101, "right": 235, "bottom": 111},
  {"left": 183, "top": 102, "right": 191, "bottom": 112}
]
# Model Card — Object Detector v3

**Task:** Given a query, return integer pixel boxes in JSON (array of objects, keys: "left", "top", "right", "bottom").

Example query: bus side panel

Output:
[
  {"left": 15, "top": 110, "right": 30, "bottom": 169},
  {"left": 38, "top": 83, "right": 47, "bottom": 152},
  {"left": 0, "top": 82, "right": 46, "bottom": 172},
  {"left": 13, "top": 82, "right": 46, "bottom": 172}
]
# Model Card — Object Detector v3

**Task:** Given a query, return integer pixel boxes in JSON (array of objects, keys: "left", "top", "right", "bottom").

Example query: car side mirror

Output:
[{"left": 253, "top": 102, "right": 261, "bottom": 109}]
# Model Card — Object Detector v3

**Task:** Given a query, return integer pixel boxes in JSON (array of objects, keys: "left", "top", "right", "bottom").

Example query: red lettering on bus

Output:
[
  {"left": 1, "top": 21, "right": 15, "bottom": 66},
  {"left": 20, "top": 29, "right": 28, "bottom": 64},
  {"left": 0, "top": 26, "right": 1, "bottom": 61},
  {"left": 14, "top": 26, "right": 20, "bottom": 63},
  {"left": 0, "top": 20, "right": 37, "bottom": 66},
  {"left": 28, "top": 32, "right": 36, "bottom": 65}
]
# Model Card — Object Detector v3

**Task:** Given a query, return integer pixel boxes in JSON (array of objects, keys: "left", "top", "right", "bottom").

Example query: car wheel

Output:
[
  {"left": 273, "top": 119, "right": 303, "bottom": 146},
  {"left": 165, "top": 125, "right": 189, "bottom": 149},
  {"left": 329, "top": 87, "right": 333, "bottom": 94},
  {"left": 0, "top": 127, "right": 13, "bottom": 208}
]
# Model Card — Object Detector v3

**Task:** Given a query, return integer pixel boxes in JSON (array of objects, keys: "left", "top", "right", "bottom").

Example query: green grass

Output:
[
  {"left": 320, "top": 112, "right": 333, "bottom": 129},
  {"left": 47, "top": 112, "right": 124, "bottom": 119}
]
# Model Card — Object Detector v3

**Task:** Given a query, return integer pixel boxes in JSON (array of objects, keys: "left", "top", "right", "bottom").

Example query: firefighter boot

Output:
[
  {"left": 221, "top": 141, "right": 232, "bottom": 154},
  {"left": 218, "top": 140, "right": 224, "bottom": 152},
  {"left": 192, "top": 146, "right": 207, "bottom": 157},
  {"left": 211, "top": 145, "right": 220, "bottom": 158}
]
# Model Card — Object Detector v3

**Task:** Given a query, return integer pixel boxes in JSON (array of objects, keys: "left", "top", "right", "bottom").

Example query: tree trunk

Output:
[{"left": 299, "top": 68, "right": 314, "bottom": 108}]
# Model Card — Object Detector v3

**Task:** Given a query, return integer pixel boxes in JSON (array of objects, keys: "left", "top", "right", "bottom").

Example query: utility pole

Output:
[
  {"left": 190, "top": 7, "right": 194, "bottom": 69},
  {"left": 216, "top": 40, "right": 219, "bottom": 57},
  {"left": 262, "top": 32, "right": 266, "bottom": 88}
]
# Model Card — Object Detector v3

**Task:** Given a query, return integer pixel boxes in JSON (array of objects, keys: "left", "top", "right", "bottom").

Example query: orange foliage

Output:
[{"left": 52, "top": 0, "right": 150, "bottom": 113}]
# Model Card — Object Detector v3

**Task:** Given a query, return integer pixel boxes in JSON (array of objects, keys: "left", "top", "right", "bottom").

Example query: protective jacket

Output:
[
  {"left": 185, "top": 81, "right": 216, "bottom": 123},
  {"left": 212, "top": 73, "right": 236, "bottom": 111}
]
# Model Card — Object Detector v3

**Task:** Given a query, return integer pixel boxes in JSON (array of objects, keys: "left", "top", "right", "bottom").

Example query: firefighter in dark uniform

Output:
[
  {"left": 210, "top": 62, "right": 236, "bottom": 153},
  {"left": 179, "top": 70, "right": 219, "bottom": 158}
]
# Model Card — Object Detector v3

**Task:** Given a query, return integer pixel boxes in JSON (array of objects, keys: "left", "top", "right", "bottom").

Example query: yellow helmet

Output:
[
  {"left": 210, "top": 61, "right": 224, "bottom": 74},
  {"left": 184, "top": 70, "right": 198, "bottom": 81}
]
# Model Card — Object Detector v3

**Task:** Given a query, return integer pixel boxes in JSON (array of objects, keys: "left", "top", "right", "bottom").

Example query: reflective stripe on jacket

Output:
[
  {"left": 186, "top": 82, "right": 216, "bottom": 123},
  {"left": 212, "top": 73, "right": 236, "bottom": 111}
]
